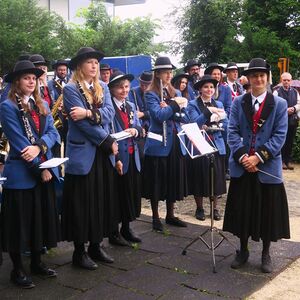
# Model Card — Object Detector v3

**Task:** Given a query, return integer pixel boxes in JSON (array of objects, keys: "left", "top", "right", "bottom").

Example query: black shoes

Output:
[
  {"left": 109, "top": 233, "right": 131, "bottom": 247},
  {"left": 72, "top": 252, "right": 98, "bottom": 270},
  {"left": 88, "top": 246, "right": 114, "bottom": 264},
  {"left": 10, "top": 269, "right": 35, "bottom": 289},
  {"left": 152, "top": 218, "right": 164, "bottom": 232},
  {"left": 231, "top": 250, "right": 249, "bottom": 269},
  {"left": 213, "top": 209, "right": 221, "bottom": 221},
  {"left": 165, "top": 216, "right": 187, "bottom": 227},
  {"left": 30, "top": 262, "right": 57, "bottom": 277},
  {"left": 120, "top": 228, "right": 142, "bottom": 243},
  {"left": 261, "top": 253, "right": 273, "bottom": 273},
  {"left": 195, "top": 208, "right": 205, "bottom": 221}
]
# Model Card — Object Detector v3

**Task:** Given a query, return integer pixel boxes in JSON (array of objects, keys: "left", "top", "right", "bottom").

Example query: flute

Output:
[{"left": 160, "top": 79, "right": 167, "bottom": 147}]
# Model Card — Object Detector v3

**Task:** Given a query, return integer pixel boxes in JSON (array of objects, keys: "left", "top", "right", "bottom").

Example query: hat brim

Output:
[
  {"left": 242, "top": 67, "right": 270, "bottom": 76},
  {"left": 69, "top": 51, "right": 105, "bottom": 70},
  {"left": 224, "top": 66, "right": 238, "bottom": 72},
  {"left": 5, "top": 68, "right": 44, "bottom": 83},
  {"left": 151, "top": 64, "right": 176, "bottom": 71},
  {"left": 52, "top": 61, "right": 69, "bottom": 69},
  {"left": 204, "top": 65, "right": 224, "bottom": 75},
  {"left": 171, "top": 73, "right": 190, "bottom": 86},
  {"left": 194, "top": 78, "right": 218, "bottom": 90},
  {"left": 184, "top": 63, "right": 200, "bottom": 73},
  {"left": 108, "top": 74, "right": 134, "bottom": 87}
]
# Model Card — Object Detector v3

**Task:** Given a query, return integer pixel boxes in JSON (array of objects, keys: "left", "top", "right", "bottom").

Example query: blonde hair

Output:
[
  {"left": 8, "top": 75, "right": 48, "bottom": 115},
  {"left": 71, "top": 62, "right": 103, "bottom": 105},
  {"left": 149, "top": 70, "right": 177, "bottom": 98}
]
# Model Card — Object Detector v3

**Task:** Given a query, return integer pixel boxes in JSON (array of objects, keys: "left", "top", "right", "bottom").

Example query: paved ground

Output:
[{"left": 0, "top": 165, "right": 299, "bottom": 299}]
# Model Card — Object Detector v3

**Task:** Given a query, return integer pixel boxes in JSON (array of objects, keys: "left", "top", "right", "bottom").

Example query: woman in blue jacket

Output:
[
  {"left": 143, "top": 56, "right": 189, "bottom": 232},
  {"left": 0, "top": 60, "right": 61, "bottom": 288},
  {"left": 186, "top": 75, "right": 227, "bottom": 222},
  {"left": 62, "top": 48, "right": 118, "bottom": 270}
]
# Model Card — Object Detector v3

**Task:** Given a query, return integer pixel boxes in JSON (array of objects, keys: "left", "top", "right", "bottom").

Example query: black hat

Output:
[
  {"left": 242, "top": 58, "right": 271, "bottom": 76},
  {"left": 5, "top": 60, "right": 44, "bottom": 83},
  {"left": 151, "top": 56, "right": 176, "bottom": 71},
  {"left": 29, "top": 54, "right": 48, "bottom": 66},
  {"left": 204, "top": 63, "right": 224, "bottom": 75},
  {"left": 100, "top": 63, "right": 111, "bottom": 70},
  {"left": 18, "top": 53, "right": 31, "bottom": 61},
  {"left": 171, "top": 73, "right": 190, "bottom": 86},
  {"left": 108, "top": 70, "right": 134, "bottom": 88},
  {"left": 184, "top": 59, "right": 200, "bottom": 72},
  {"left": 139, "top": 71, "right": 153, "bottom": 83},
  {"left": 224, "top": 62, "right": 238, "bottom": 72},
  {"left": 69, "top": 47, "right": 104, "bottom": 70},
  {"left": 52, "top": 59, "right": 69, "bottom": 69},
  {"left": 193, "top": 74, "right": 218, "bottom": 91}
]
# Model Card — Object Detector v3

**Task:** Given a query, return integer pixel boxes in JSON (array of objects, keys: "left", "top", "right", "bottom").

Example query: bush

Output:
[{"left": 292, "top": 125, "right": 300, "bottom": 162}]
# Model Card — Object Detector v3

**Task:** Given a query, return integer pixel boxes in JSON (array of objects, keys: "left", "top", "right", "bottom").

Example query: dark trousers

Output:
[{"left": 281, "top": 124, "right": 298, "bottom": 164}]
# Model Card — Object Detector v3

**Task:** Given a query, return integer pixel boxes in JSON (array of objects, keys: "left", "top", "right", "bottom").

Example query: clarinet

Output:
[
  {"left": 15, "top": 94, "right": 36, "bottom": 144},
  {"left": 160, "top": 79, "right": 167, "bottom": 147}
]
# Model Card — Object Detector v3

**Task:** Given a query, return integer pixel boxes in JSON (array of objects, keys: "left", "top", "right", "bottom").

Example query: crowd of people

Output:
[{"left": 0, "top": 48, "right": 299, "bottom": 288}]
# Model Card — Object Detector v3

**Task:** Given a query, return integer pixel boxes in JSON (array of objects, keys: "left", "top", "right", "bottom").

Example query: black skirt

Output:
[
  {"left": 223, "top": 172, "right": 290, "bottom": 242},
  {"left": 114, "top": 154, "right": 141, "bottom": 224},
  {"left": 142, "top": 133, "right": 188, "bottom": 203},
  {"left": 187, "top": 153, "right": 226, "bottom": 197},
  {"left": 62, "top": 148, "right": 109, "bottom": 244},
  {"left": 1, "top": 180, "right": 60, "bottom": 253}
]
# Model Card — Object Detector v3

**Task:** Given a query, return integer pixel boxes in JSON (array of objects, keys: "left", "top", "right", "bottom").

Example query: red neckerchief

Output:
[
  {"left": 119, "top": 109, "right": 134, "bottom": 154},
  {"left": 249, "top": 96, "right": 266, "bottom": 155}
]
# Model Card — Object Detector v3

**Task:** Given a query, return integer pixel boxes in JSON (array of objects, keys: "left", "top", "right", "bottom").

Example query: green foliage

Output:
[{"left": 292, "top": 126, "right": 300, "bottom": 162}]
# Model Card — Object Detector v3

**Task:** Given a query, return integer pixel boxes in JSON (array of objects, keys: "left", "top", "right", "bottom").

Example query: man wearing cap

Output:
[
  {"left": 48, "top": 59, "right": 70, "bottom": 102},
  {"left": 100, "top": 63, "right": 112, "bottom": 84},
  {"left": 224, "top": 62, "right": 244, "bottom": 100},
  {"left": 29, "top": 54, "right": 53, "bottom": 109},
  {"left": 223, "top": 58, "right": 290, "bottom": 274},
  {"left": 273, "top": 72, "right": 300, "bottom": 170},
  {"left": 184, "top": 59, "right": 201, "bottom": 100}
]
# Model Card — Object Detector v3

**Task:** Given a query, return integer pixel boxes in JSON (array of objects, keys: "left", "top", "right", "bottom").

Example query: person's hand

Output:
[
  {"left": 208, "top": 107, "right": 224, "bottom": 114},
  {"left": 210, "top": 113, "right": 221, "bottom": 123},
  {"left": 41, "top": 169, "right": 52, "bottom": 182},
  {"left": 287, "top": 107, "right": 295, "bottom": 115},
  {"left": 160, "top": 101, "right": 168, "bottom": 108},
  {"left": 21, "top": 145, "right": 40, "bottom": 162},
  {"left": 124, "top": 128, "right": 136, "bottom": 137},
  {"left": 115, "top": 160, "right": 123, "bottom": 175},
  {"left": 137, "top": 111, "right": 144, "bottom": 119},
  {"left": 241, "top": 155, "right": 259, "bottom": 172},
  {"left": 174, "top": 97, "right": 188, "bottom": 108},
  {"left": 70, "top": 107, "right": 88, "bottom": 121},
  {"left": 111, "top": 141, "right": 118, "bottom": 155}
]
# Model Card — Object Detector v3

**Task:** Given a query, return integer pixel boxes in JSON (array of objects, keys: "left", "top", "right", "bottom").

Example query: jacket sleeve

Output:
[
  {"left": 186, "top": 101, "right": 210, "bottom": 127},
  {"left": 63, "top": 84, "right": 111, "bottom": 146},
  {"left": 98, "top": 82, "right": 115, "bottom": 125}
]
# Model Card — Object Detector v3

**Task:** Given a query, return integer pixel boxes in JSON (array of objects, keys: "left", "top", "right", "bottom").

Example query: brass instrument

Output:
[
  {"left": 51, "top": 80, "right": 64, "bottom": 129},
  {"left": 0, "top": 126, "right": 8, "bottom": 164}
]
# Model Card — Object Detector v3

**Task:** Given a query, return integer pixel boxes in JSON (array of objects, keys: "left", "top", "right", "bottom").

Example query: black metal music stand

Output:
[{"left": 181, "top": 153, "right": 236, "bottom": 273}]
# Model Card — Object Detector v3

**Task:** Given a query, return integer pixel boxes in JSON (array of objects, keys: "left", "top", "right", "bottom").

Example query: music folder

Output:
[
  {"left": 110, "top": 131, "right": 132, "bottom": 141},
  {"left": 177, "top": 123, "right": 217, "bottom": 159},
  {"left": 39, "top": 157, "right": 69, "bottom": 169}
]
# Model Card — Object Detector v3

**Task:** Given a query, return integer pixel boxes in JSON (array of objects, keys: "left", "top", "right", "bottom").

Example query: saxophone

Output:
[
  {"left": 0, "top": 124, "right": 8, "bottom": 164},
  {"left": 51, "top": 79, "right": 64, "bottom": 129}
]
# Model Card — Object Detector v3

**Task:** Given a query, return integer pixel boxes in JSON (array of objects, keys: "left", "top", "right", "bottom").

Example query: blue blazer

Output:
[
  {"left": 144, "top": 90, "right": 190, "bottom": 157},
  {"left": 48, "top": 77, "right": 70, "bottom": 101},
  {"left": 112, "top": 100, "right": 142, "bottom": 174},
  {"left": 63, "top": 81, "right": 115, "bottom": 175},
  {"left": 188, "top": 81, "right": 198, "bottom": 100},
  {"left": 128, "top": 86, "right": 150, "bottom": 129},
  {"left": 186, "top": 98, "right": 227, "bottom": 155},
  {"left": 214, "top": 84, "right": 232, "bottom": 118},
  {"left": 0, "top": 99, "right": 60, "bottom": 189},
  {"left": 228, "top": 93, "right": 288, "bottom": 184}
]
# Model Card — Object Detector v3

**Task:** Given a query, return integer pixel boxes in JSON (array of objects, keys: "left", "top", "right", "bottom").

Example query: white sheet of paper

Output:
[
  {"left": 110, "top": 131, "right": 132, "bottom": 141},
  {"left": 181, "top": 123, "right": 215, "bottom": 155},
  {"left": 147, "top": 132, "right": 163, "bottom": 142},
  {"left": 39, "top": 157, "right": 69, "bottom": 169},
  {"left": 0, "top": 177, "right": 7, "bottom": 181}
]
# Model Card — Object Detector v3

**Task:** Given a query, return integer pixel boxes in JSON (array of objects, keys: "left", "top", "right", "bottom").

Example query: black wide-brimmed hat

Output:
[
  {"left": 151, "top": 56, "right": 176, "bottom": 71},
  {"left": 52, "top": 59, "right": 69, "bottom": 69},
  {"left": 171, "top": 73, "right": 190, "bottom": 86},
  {"left": 100, "top": 63, "right": 111, "bottom": 70},
  {"left": 242, "top": 58, "right": 271, "bottom": 76},
  {"left": 29, "top": 54, "right": 48, "bottom": 66},
  {"left": 69, "top": 47, "right": 104, "bottom": 70},
  {"left": 108, "top": 70, "right": 134, "bottom": 88},
  {"left": 193, "top": 74, "right": 218, "bottom": 90},
  {"left": 5, "top": 60, "right": 44, "bottom": 83},
  {"left": 204, "top": 63, "right": 224, "bottom": 75},
  {"left": 224, "top": 62, "right": 238, "bottom": 72},
  {"left": 139, "top": 71, "right": 153, "bottom": 83},
  {"left": 184, "top": 59, "right": 200, "bottom": 72}
]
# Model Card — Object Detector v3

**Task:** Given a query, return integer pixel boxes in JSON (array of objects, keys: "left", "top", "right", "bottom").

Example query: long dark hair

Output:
[{"left": 149, "top": 70, "right": 177, "bottom": 98}]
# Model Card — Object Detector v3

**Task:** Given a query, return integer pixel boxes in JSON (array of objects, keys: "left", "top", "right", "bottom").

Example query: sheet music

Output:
[
  {"left": 110, "top": 131, "right": 132, "bottom": 141},
  {"left": 181, "top": 123, "right": 215, "bottom": 155},
  {"left": 147, "top": 132, "right": 163, "bottom": 142},
  {"left": 39, "top": 157, "right": 69, "bottom": 169}
]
